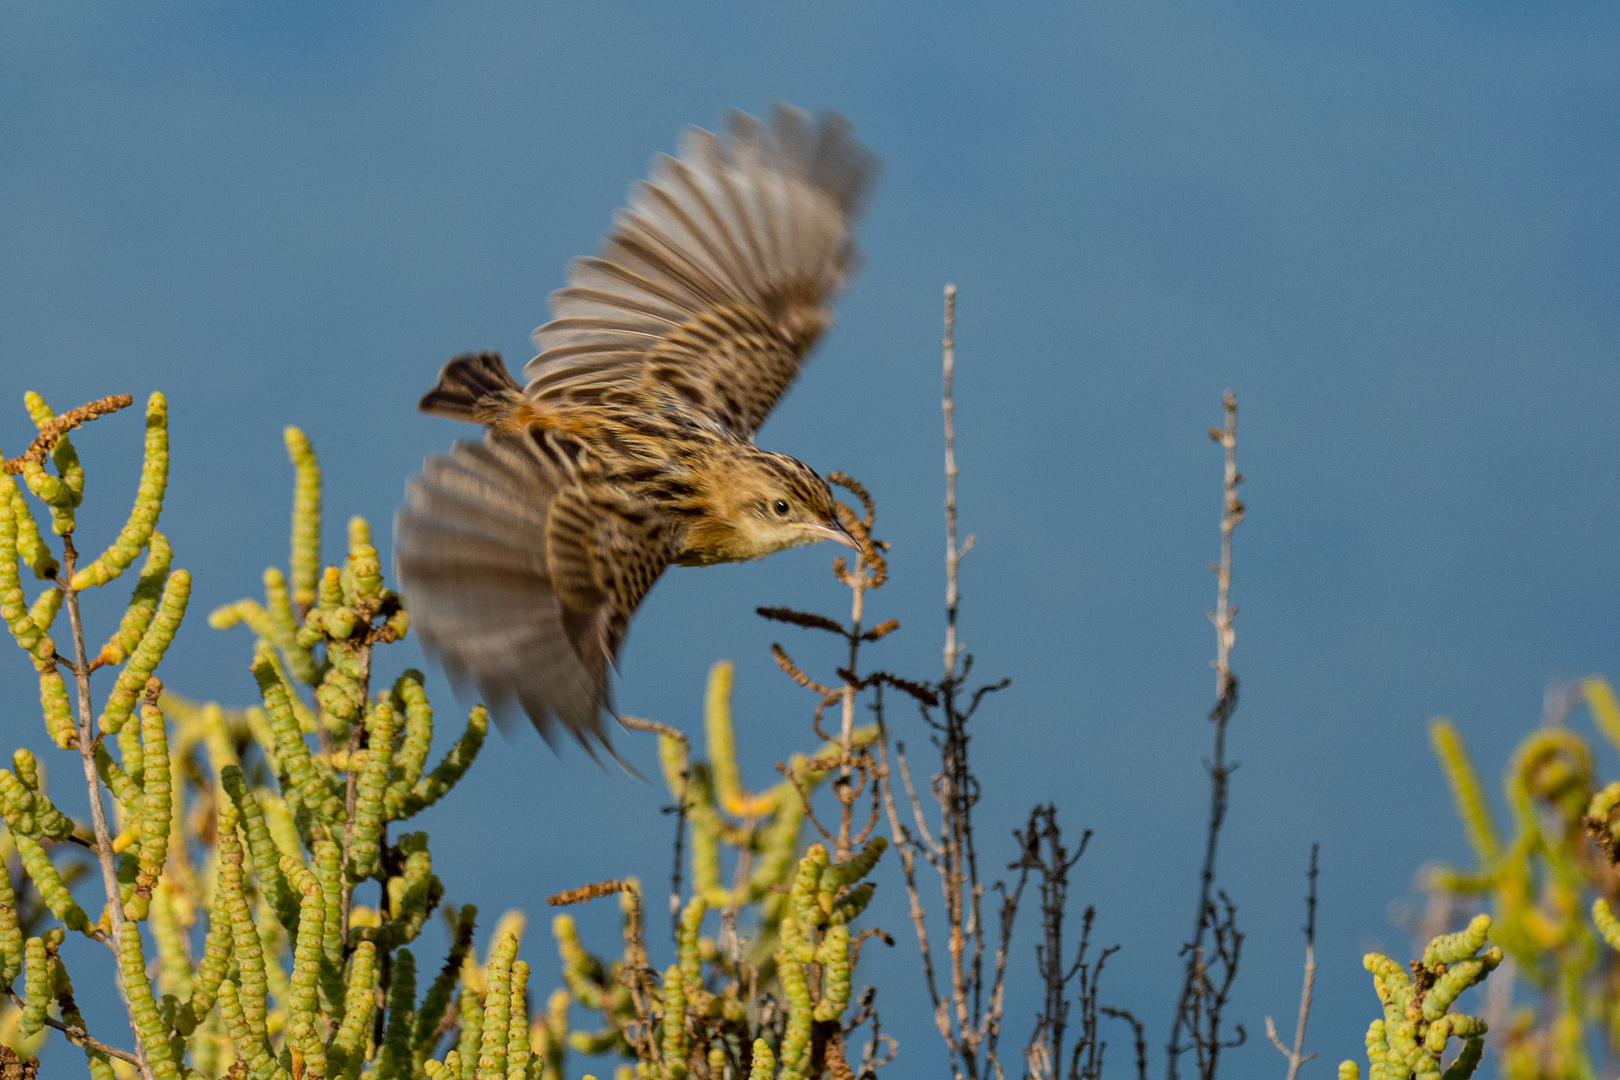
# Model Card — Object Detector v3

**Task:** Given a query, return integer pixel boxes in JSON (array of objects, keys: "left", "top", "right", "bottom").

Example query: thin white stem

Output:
[
  {"left": 877, "top": 738, "right": 952, "bottom": 1047},
  {"left": 835, "top": 541, "right": 867, "bottom": 860},
  {"left": 1268, "top": 845, "right": 1319, "bottom": 1080},
  {"left": 942, "top": 284, "right": 963, "bottom": 681},
  {"left": 4, "top": 989, "right": 142, "bottom": 1066},
  {"left": 1209, "top": 392, "right": 1241, "bottom": 700},
  {"left": 60, "top": 537, "right": 156, "bottom": 1080},
  {"left": 842, "top": 561, "right": 865, "bottom": 759},
  {"left": 1286, "top": 939, "right": 1317, "bottom": 1080}
]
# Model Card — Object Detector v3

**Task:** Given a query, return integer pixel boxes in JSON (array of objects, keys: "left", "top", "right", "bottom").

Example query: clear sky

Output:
[{"left": 4, "top": 2, "right": 1620, "bottom": 1076}]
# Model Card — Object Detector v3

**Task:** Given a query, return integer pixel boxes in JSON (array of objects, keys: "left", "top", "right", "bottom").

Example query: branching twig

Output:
[
  {"left": 1166, "top": 392, "right": 1246, "bottom": 1080},
  {"left": 877, "top": 734, "right": 951, "bottom": 1046},
  {"left": 1266, "top": 844, "right": 1319, "bottom": 1080},
  {"left": 1100, "top": 1007, "right": 1149, "bottom": 1080},
  {"left": 874, "top": 284, "right": 1019, "bottom": 1080},
  {"left": 1013, "top": 806, "right": 1142, "bottom": 1080},
  {"left": 57, "top": 535, "right": 156, "bottom": 1080},
  {"left": 2, "top": 394, "right": 132, "bottom": 474},
  {"left": 1016, "top": 806, "right": 1092, "bottom": 1076},
  {"left": 832, "top": 479, "right": 872, "bottom": 841},
  {"left": 4, "top": 988, "right": 142, "bottom": 1066},
  {"left": 751, "top": 473, "right": 893, "bottom": 1076},
  {"left": 620, "top": 714, "right": 691, "bottom": 929}
]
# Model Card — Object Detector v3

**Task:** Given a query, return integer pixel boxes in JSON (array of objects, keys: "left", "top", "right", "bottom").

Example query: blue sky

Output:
[{"left": 4, "top": 2, "right": 1620, "bottom": 1075}]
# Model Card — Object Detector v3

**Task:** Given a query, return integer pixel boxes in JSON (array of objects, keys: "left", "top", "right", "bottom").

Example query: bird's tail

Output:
[{"left": 418, "top": 351, "right": 524, "bottom": 425}]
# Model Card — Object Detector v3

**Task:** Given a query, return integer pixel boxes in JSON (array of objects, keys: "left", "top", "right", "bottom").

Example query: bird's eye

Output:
[{"left": 773, "top": 499, "right": 790, "bottom": 516}]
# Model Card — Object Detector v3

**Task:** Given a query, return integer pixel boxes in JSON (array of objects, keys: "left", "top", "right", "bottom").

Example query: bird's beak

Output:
[{"left": 806, "top": 518, "right": 861, "bottom": 552}]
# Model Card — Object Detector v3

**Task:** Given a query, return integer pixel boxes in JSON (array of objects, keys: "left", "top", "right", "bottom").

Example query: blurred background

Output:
[{"left": 3, "top": 1, "right": 1619, "bottom": 1075}]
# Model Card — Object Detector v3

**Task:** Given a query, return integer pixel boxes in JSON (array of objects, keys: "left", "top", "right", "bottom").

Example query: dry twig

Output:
[
  {"left": 1016, "top": 806, "right": 1090, "bottom": 1076},
  {"left": 2, "top": 394, "right": 132, "bottom": 474},
  {"left": 755, "top": 459, "right": 896, "bottom": 1071},
  {"left": 4, "top": 988, "right": 141, "bottom": 1067},
  {"left": 875, "top": 285, "right": 1018, "bottom": 1080},
  {"left": 1265, "top": 844, "right": 1319, "bottom": 1080},
  {"left": 620, "top": 714, "right": 692, "bottom": 929},
  {"left": 57, "top": 533, "right": 156, "bottom": 1080},
  {"left": 1165, "top": 391, "right": 1247, "bottom": 1080},
  {"left": 546, "top": 878, "right": 632, "bottom": 907},
  {"left": 941, "top": 283, "right": 974, "bottom": 679}
]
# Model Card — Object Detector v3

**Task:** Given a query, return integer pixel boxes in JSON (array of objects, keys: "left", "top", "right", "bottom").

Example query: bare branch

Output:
[
  {"left": 775, "top": 761, "right": 838, "bottom": 844},
  {"left": 756, "top": 606, "right": 851, "bottom": 639},
  {"left": 1101, "top": 1008, "right": 1149, "bottom": 1080},
  {"left": 1208, "top": 389, "right": 1242, "bottom": 703},
  {"left": 894, "top": 745, "right": 942, "bottom": 857},
  {"left": 862, "top": 619, "right": 901, "bottom": 642},
  {"left": 963, "top": 678, "right": 1010, "bottom": 720},
  {"left": 619, "top": 714, "right": 689, "bottom": 930},
  {"left": 862, "top": 284, "right": 1028, "bottom": 1080},
  {"left": 58, "top": 536, "right": 155, "bottom": 1080},
  {"left": 1267, "top": 844, "right": 1320, "bottom": 1080},
  {"left": 1167, "top": 392, "right": 1246, "bottom": 1080},
  {"left": 771, "top": 644, "right": 839, "bottom": 697},
  {"left": 618, "top": 714, "right": 688, "bottom": 748},
  {"left": 546, "top": 878, "right": 631, "bottom": 907},
  {"left": 942, "top": 283, "right": 966, "bottom": 681},
  {"left": 836, "top": 667, "right": 939, "bottom": 708},
  {"left": 4, "top": 988, "right": 142, "bottom": 1066},
  {"left": 2, "top": 394, "right": 133, "bottom": 475},
  {"left": 1016, "top": 806, "right": 1095, "bottom": 1075}
]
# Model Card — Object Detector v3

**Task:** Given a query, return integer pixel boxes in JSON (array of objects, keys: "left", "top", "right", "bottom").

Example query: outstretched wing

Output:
[
  {"left": 526, "top": 104, "right": 878, "bottom": 438},
  {"left": 394, "top": 428, "right": 675, "bottom": 756}
]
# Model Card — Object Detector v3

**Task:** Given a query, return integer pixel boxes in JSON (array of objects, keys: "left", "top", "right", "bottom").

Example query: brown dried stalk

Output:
[
  {"left": 616, "top": 881, "right": 663, "bottom": 1069},
  {"left": 941, "top": 283, "right": 973, "bottom": 680},
  {"left": 1016, "top": 806, "right": 1090, "bottom": 1076},
  {"left": 620, "top": 714, "right": 691, "bottom": 929},
  {"left": 1265, "top": 845, "right": 1319, "bottom": 1080},
  {"left": 829, "top": 473, "right": 884, "bottom": 775},
  {"left": 769, "top": 642, "right": 839, "bottom": 697},
  {"left": 758, "top": 607, "right": 851, "bottom": 638},
  {"left": 2, "top": 394, "right": 132, "bottom": 474},
  {"left": 1165, "top": 391, "right": 1247, "bottom": 1080},
  {"left": 877, "top": 285, "right": 1015, "bottom": 1080},
  {"left": 547, "top": 878, "right": 632, "bottom": 906}
]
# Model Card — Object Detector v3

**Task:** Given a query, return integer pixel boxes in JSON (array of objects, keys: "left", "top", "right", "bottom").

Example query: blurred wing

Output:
[
  {"left": 545, "top": 484, "right": 673, "bottom": 679},
  {"left": 394, "top": 428, "right": 673, "bottom": 757},
  {"left": 527, "top": 104, "right": 878, "bottom": 438}
]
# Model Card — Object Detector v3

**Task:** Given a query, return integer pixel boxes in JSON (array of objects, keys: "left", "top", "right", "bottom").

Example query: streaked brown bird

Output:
[{"left": 395, "top": 104, "right": 877, "bottom": 756}]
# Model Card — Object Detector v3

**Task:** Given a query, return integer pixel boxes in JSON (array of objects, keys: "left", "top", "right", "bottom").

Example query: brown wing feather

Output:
[
  {"left": 526, "top": 104, "right": 878, "bottom": 438},
  {"left": 395, "top": 427, "right": 673, "bottom": 757},
  {"left": 545, "top": 484, "right": 672, "bottom": 666}
]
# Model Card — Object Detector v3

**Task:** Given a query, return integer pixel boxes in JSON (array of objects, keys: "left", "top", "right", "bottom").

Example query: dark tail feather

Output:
[{"left": 419, "top": 351, "right": 524, "bottom": 424}]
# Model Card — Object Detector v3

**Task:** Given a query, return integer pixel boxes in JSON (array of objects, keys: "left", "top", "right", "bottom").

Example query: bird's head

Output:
[{"left": 704, "top": 452, "right": 860, "bottom": 563}]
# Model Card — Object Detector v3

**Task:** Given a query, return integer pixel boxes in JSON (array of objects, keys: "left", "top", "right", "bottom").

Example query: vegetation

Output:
[
  {"left": 0, "top": 386, "right": 895, "bottom": 1079},
  {"left": 10, "top": 290, "right": 1617, "bottom": 1080}
]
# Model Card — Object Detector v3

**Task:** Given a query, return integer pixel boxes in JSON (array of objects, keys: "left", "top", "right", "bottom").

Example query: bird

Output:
[{"left": 394, "top": 104, "right": 878, "bottom": 757}]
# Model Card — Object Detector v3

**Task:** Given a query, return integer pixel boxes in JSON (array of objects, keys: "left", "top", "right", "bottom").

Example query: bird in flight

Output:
[{"left": 395, "top": 105, "right": 878, "bottom": 756}]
